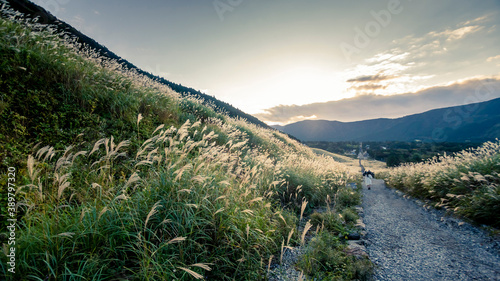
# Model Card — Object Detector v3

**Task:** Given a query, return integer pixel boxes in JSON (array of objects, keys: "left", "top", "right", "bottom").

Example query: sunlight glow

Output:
[{"left": 231, "top": 65, "right": 349, "bottom": 114}]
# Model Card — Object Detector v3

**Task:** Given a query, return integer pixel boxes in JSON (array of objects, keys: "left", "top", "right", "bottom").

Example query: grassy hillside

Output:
[
  {"left": 307, "top": 141, "right": 481, "bottom": 167},
  {"left": 5, "top": 0, "right": 270, "bottom": 129},
  {"left": 381, "top": 140, "right": 500, "bottom": 229},
  {"left": 0, "top": 6, "right": 370, "bottom": 280},
  {"left": 311, "top": 148, "right": 387, "bottom": 175}
]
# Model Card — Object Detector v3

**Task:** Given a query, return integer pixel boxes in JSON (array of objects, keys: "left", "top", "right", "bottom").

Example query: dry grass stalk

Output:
[
  {"left": 136, "top": 113, "right": 143, "bottom": 128},
  {"left": 27, "top": 155, "right": 37, "bottom": 182},
  {"left": 56, "top": 173, "right": 71, "bottom": 200},
  {"left": 144, "top": 201, "right": 162, "bottom": 228},
  {"left": 35, "top": 145, "right": 51, "bottom": 160},
  {"left": 247, "top": 197, "right": 263, "bottom": 204},
  {"left": 286, "top": 228, "right": 294, "bottom": 245},
  {"left": 177, "top": 267, "right": 203, "bottom": 279},
  {"left": 98, "top": 207, "right": 108, "bottom": 220},
  {"left": 300, "top": 199, "right": 308, "bottom": 221},
  {"left": 79, "top": 208, "right": 88, "bottom": 222},
  {"left": 301, "top": 220, "right": 312, "bottom": 245},
  {"left": 267, "top": 255, "right": 274, "bottom": 272},
  {"left": 190, "top": 263, "right": 212, "bottom": 271},
  {"left": 90, "top": 138, "right": 107, "bottom": 155},
  {"left": 167, "top": 237, "right": 186, "bottom": 245},
  {"left": 280, "top": 238, "right": 285, "bottom": 264},
  {"left": 114, "top": 194, "right": 129, "bottom": 201},
  {"left": 214, "top": 208, "right": 224, "bottom": 215},
  {"left": 242, "top": 209, "right": 254, "bottom": 215},
  {"left": 123, "top": 172, "right": 140, "bottom": 191},
  {"left": 57, "top": 232, "right": 75, "bottom": 238},
  {"left": 278, "top": 213, "right": 287, "bottom": 225}
]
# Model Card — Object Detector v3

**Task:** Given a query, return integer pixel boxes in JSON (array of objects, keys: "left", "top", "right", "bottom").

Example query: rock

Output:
[
  {"left": 345, "top": 241, "right": 368, "bottom": 258},
  {"left": 355, "top": 219, "right": 366, "bottom": 230},
  {"left": 348, "top": 232, "right": 361, "bottom": 240}
]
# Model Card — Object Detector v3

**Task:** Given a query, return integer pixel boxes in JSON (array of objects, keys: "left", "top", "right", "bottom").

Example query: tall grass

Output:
[
  {"left": 0, "top": 4, "right": 364, "bottom": 280},
  {"left": 382, "top": 140, "right": 500, "bottom": 228}
]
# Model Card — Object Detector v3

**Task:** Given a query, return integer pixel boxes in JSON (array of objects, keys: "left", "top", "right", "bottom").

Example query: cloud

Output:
[
  {"left": 351, "top": 84, "right": 387, "bottom": 91},
  {"left": 343, "top": 53, "right": 432, "bottom": 97},
  {"left": 487, "top": 55, "right": 500, "bottom": 62},
  {"left": 255, "top": 77, "right": 500, "bottom": 125},
  {"left": 391, "top": 15, "right": 491, "bottom": 61},
  {"left": 461, "top": 15, "right": 491, "bottom": 27},
  {"left": 346, "top": 73, "right": 395, "bottom": 83},
  {"left": 429, "top": 25, "right": 484, "bottom": 41},
  {"left": 342, "top": 14, "right": 495, "bottom": 98}
]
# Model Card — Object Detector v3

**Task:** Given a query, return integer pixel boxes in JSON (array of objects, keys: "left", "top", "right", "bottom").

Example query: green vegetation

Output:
[
  {"left": 297, "top": 187, "right": 372, "bottom": 280},
  {"left": 381, "top": 140, "right": 500, "bottom": 228},
  {"left": 296, "top": 232, "right": 373, "bottom": 281},
  {"left": 307, "top": 141, "right": 481, "bottom": 167},
  {"left": 7, "top": 0, "right": 269, "bottom": 130},
  {"left": 311, "top": 147, "right": 388, "bottom": 175},
  {"left": 0, "top": 7, "right": 366, "bottom": 280}
]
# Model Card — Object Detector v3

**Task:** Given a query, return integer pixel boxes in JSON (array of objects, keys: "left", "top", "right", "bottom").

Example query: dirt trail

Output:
[{"left": 362, "top": 179, "right": 500, "bottom": 281}]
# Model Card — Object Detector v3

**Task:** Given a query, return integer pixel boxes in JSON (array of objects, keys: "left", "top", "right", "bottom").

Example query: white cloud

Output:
[
  {"left": 486, "top": 55, "right": 500, "bottom": 62},
  {"left": 461, "top": 15, "right": 490, "bottom": 26},
  {"left": 341, "top": 13, "right": 495, "bottom": 99},
  {"left": 343, "top": 48, "right": 433, "bottom": 97},
  {"left": 429, "top": 25, "right": 484, "bottom": 41},
  {"left": 255, "top": 76, "right": 500, "bottom": 125}
]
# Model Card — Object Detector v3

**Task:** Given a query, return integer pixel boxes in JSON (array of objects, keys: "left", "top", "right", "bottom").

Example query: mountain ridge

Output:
[
  {"left": 5, "top": 0, "right": 270, "bottom": 129},
  {"left": 273, "top": 97, "right": 500, "bottom": 142}
]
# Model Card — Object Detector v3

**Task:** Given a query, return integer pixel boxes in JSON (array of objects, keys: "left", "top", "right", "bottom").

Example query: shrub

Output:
[
  {"left": 296, "top": 231, "right": 372, "bottom": 280},
  {"left": 382, "top": 140, "right": 500, "bottom": 228}
]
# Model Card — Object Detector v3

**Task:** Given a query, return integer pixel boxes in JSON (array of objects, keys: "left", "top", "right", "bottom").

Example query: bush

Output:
[
  {"left": 335, "top": 187, "right": 361, "bottom": 210},
  {"left": 296, "top": 231, "right": 373, "bottom": 280},
  {"left": 382, "top": 140, "right": 500, "bottom": 228},
  {"left": 310, "top": 211, "right": 345, "bottom": 235}
]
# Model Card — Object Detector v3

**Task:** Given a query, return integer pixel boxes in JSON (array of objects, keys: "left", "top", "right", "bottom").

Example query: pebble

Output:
[{"left": 362, "top": 179, "right": 500, "bottom": 281}]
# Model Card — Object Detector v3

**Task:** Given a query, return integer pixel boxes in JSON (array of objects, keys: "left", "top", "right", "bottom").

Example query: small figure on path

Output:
[{"left": 363, "top": 170, "right": 374, "bottom": 190}]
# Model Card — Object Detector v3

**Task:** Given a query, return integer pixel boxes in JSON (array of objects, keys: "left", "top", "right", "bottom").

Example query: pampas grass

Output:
[
  {"left": 0, "top": 4, "right": 363, "bottom": 279},
  {"left": 383, "top": 139, "right": 500, "bottom": 227}
]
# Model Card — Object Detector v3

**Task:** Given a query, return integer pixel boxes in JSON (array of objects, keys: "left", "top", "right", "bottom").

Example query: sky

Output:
[{"left": 31, "top": 0, "right": 500, "bottom": 125}]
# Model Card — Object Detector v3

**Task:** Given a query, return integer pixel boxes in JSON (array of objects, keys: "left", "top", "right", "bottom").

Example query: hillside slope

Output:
[
  {"left": 0, "top": 4, "right": 372, "bottom": 280},
  {"left": 5, "top": 0, "right": 269, "bottom": 129},
  {"left": 274, "top": 98, "right": 500, "bottom": 142}
]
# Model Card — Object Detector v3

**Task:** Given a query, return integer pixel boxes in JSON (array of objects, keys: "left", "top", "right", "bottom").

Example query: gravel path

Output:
[{"left": 362, "top": 179, "right": 500, "bottom": 280}]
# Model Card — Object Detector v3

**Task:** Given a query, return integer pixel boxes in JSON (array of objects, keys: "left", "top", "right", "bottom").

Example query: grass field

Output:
[
  {"left": 0, "top": 5, "right": 371, "bottom": 280},
  {"left": 381, "top": 141, "right": 500, "bottom": 229},
  {"left": 311, "top": 148, "right": 388, "bottom": 176}
]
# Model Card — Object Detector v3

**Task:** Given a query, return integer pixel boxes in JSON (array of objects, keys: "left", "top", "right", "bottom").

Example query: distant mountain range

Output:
[
  {"left": 6, "top": 0, "right": 269, "bottom": 129},
  {"left": 273, "top": 97, "right": 500, "bottom": 142}
]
